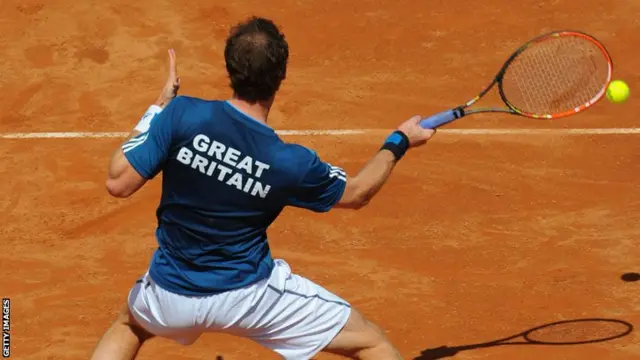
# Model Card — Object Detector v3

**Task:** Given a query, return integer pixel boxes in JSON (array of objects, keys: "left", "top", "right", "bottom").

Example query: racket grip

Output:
[{"left": 419, "top": 108, "right": 465, "bottom": 129}]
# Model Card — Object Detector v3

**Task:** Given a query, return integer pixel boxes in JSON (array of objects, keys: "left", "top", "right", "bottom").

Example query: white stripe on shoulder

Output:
[
  {"left": 122, "top": 133, "right": 149, "bottom": 153},
  {"left": 329, "top": 172, "right": 347, "bottom": 182},
  {"left": 329, "top": 169, "right": 346, "bottom": 178},
  {"left": 122, "top": 134, "right": 147, "bottom": 151},
  {"left": 327, "top": 163, "right": 346, "bottom": 180},
  {"left": 122, "top": 136, "right": 145, "bottom": 149},
  {"left": 123, "top": 139, "right": 147, "bottom": 153}
]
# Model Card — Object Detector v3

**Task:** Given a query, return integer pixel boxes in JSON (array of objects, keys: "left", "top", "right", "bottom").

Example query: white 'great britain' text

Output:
[{"left": 177, "top": 134, "right": 272, "bottom": 198}]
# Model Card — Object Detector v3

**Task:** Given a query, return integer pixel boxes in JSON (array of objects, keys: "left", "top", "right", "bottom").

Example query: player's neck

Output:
[{"left": 228, "top": 96, "right": 274, "bottom": 125}]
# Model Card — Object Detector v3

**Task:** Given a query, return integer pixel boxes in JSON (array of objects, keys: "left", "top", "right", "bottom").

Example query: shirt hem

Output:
[{"left": 148, "top": 263, "right": 275, "bottom": 297}]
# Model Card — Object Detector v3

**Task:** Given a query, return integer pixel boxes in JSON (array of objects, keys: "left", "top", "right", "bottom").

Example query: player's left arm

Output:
[
  {"left": 106, "top": 49, "right": 180, "bottom": 198},
  {"left": 106, "top": 132, "right": 145, "bottom": 198},
  {"left": 105, "top": 114, "right": 160, "bottom": 198}
]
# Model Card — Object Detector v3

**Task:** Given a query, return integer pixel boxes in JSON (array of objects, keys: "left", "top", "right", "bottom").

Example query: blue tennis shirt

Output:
[{"left": 123, "top": 96, "right": 347, "bottom": 296}]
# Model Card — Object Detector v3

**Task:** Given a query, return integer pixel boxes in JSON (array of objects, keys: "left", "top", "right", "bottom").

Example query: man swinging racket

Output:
[{"left": 91, "top": 16, "right": 435, "bottom": 360}]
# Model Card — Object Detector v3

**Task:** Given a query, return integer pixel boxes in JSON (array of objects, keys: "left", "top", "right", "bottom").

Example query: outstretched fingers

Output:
[{"left": 167, "top": 49, "right": 179, "bottom": 86}]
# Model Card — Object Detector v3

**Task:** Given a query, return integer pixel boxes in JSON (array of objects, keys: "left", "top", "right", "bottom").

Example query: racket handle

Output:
[{"left": 419, "top": 107, "right": 465, "bottom": 129}]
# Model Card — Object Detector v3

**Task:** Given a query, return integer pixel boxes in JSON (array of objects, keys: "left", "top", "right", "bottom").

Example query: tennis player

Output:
[{"left": 90, "top": 16, "right": 435, "bottom": 360}]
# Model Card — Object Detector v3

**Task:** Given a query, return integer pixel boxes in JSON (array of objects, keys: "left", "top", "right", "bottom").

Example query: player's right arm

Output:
[
  {"left": 287, "top": 115, "right": 435, "bottom": 211},
  {"left": 335, "top": 115, "right": 435, "bottom": 209},
  {"left": 334, "top": 150, "right": 397, "bottom": 209}
]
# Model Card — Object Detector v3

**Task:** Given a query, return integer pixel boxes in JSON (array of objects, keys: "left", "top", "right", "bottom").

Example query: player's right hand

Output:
[{"left": 397, "top": 115, "right": 436, "bottom": 148}]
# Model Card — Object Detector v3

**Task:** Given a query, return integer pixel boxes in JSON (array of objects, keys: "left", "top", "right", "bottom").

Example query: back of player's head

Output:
[{"left": 224, "top": 17, "right": 289, "bottom": 103}]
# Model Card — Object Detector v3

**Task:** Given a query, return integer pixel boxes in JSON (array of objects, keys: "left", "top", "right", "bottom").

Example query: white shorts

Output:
[{"left": 127, "top": 259, "right": 351, "bottom": 360}]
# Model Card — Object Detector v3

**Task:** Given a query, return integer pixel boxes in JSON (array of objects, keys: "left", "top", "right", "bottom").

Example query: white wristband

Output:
[{"left": 134, "top": 105, "right": 163, "bottom": 133}]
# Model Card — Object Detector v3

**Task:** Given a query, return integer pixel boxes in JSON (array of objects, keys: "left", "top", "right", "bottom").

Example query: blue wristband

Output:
[{"left": 380, "top": 130, "right": 409, "bottom": 160}]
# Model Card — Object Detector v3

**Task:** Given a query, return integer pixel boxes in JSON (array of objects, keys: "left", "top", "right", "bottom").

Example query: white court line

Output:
[
  {"left": 0, "top": 132, "right": 130, "bottom": 139},
  {"left": 1, "top": 128, "right": 640, "bottom": 139}
]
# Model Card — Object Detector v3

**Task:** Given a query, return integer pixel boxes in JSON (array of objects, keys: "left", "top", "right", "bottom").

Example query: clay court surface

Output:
[{"left": 1, "top": 0, "right": 639, "bottom": 359}]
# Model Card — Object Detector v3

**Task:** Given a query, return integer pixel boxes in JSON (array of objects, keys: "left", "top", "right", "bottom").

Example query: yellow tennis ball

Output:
[{"left": 606, "top": 80, "right": 630, "bottom": 103}]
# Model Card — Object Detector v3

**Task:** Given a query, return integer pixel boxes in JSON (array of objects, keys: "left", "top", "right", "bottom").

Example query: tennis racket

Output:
[{"left": 419, "top": 30, "right": 613, "bottom": 129}]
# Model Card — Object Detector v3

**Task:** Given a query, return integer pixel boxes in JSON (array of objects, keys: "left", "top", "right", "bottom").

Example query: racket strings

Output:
[
  {"left": 512, "top": 38, "right": 595, "bottom": 112},
  {"left": 501, "top": 35, "right": 610, "bottom": 116},
  {"left": 518, "top": 39, "right": 598, "bottom": 112}
]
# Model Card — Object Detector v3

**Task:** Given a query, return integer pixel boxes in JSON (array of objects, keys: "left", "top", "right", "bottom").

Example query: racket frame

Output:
[
  {"left": 420, "top": 30, "right": 614, "bottom": 128},
  {"left": 497, "top": 30, "right": 614, "bottom": 119}
]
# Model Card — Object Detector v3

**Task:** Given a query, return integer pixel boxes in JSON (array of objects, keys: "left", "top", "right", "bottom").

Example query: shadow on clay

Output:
[
  {"left": 621, "top": 272, "right": 640, "bottom": 282},
  {"left": 414, "top": 318, "right": 634, "bottom": 360}
]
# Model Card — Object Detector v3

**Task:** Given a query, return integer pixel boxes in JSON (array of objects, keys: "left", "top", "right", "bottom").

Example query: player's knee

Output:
[
  {"left": 356, "top": 310, "right": 388, "bottom": 341},
  {"left": 326, "top": 308, "right": 398, "bottom": 359},
  {"left": 363, "top": 322, "right": 392, "bottom": 349},
  {"left": 350, "top": 317, "right": 399, "bottom": 359},
  {"left": 345, "top": 334, "right": 397, "bottom": 360},
  {"left": 353, "top": 341, "right": 397, "bottom": 360}
]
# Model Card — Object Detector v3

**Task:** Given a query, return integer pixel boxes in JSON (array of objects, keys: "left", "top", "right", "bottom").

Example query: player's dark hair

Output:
[{"left": 224, "top": 17, "right": 289, "bottom": 103}]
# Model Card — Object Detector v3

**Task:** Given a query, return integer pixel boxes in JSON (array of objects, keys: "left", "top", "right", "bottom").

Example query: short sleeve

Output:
[
  {"left": 287, "top": 148, "right": 347, "bottom": 212},
  {"left": 123, "top": 98, "right": 183, "bottom": 179}
]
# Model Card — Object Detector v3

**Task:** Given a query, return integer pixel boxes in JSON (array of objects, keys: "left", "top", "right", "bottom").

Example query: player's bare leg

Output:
[
  {"left": 90, "top": 304, "right": 154, "bottom": 360},
  {"left": 323, "top": 307, "right": 403, "bottom": 360}
]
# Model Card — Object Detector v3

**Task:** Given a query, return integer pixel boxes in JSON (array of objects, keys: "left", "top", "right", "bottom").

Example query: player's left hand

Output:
[{"left": 155, "top": 49, "right": 180, "bottom": 108}]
